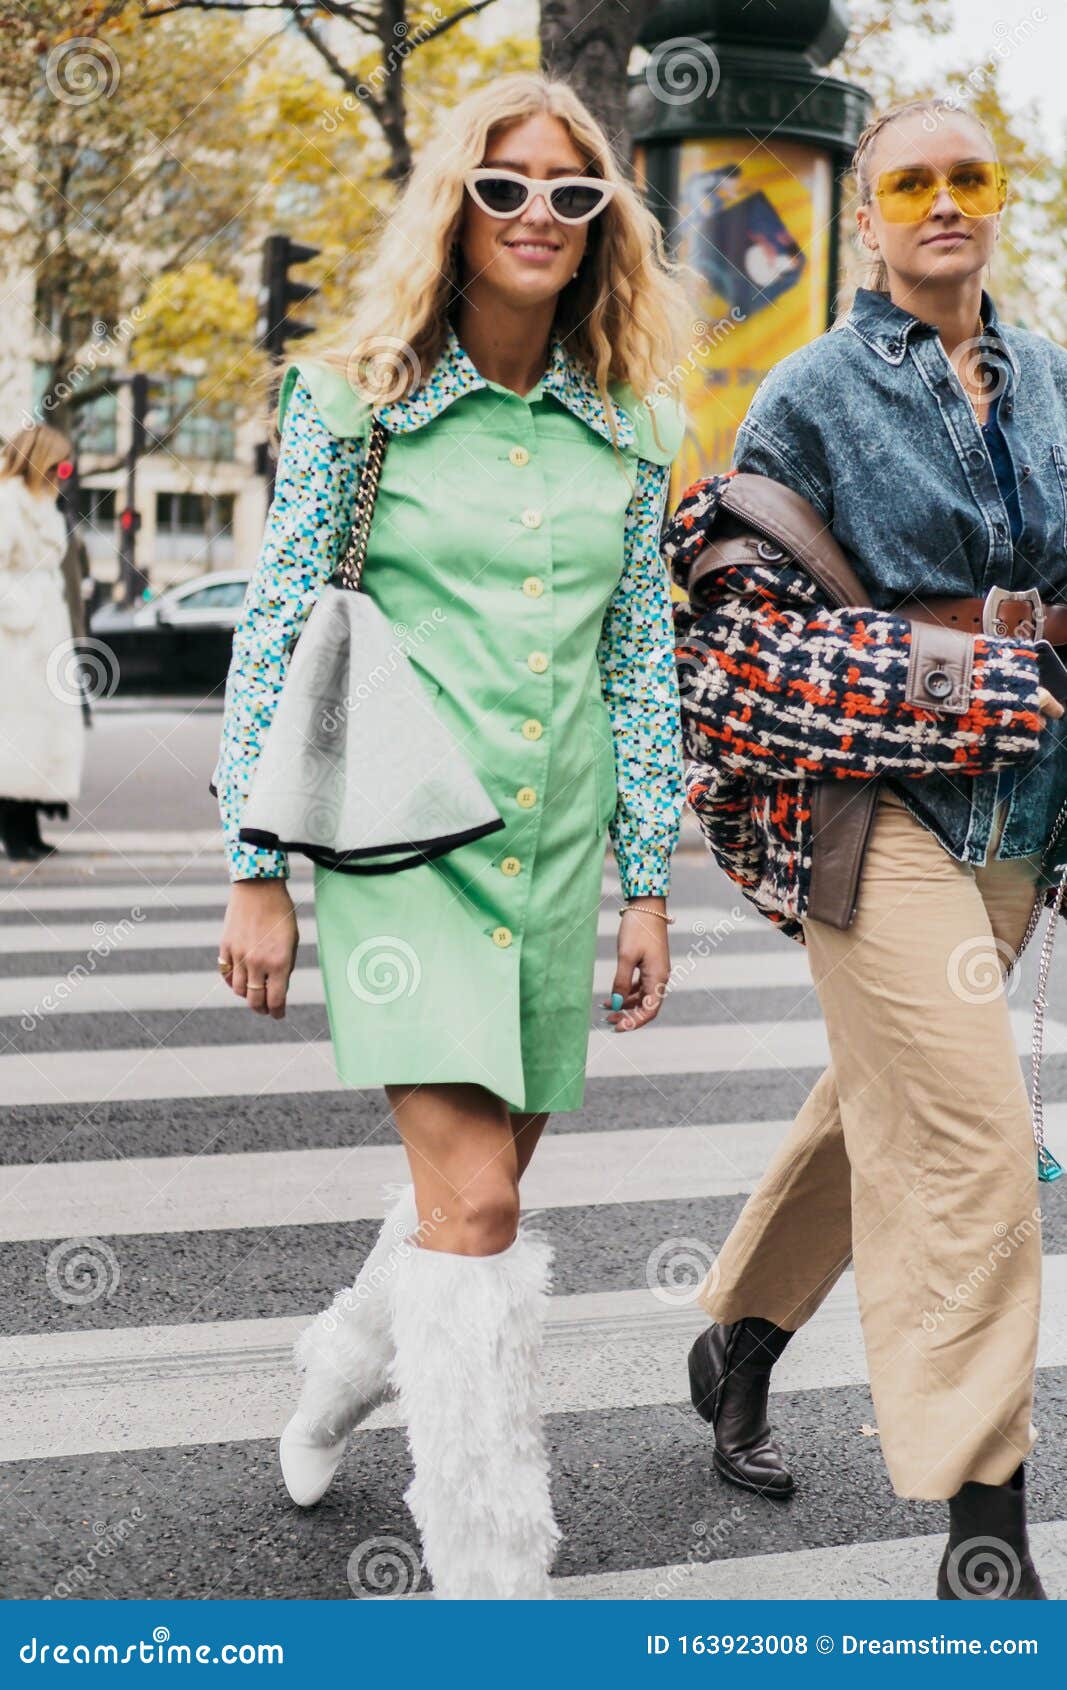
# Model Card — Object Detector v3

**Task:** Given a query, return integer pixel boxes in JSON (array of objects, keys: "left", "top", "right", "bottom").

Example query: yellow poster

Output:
[{"left": 665, "top": 139, "right": 834, "bottom": 497}]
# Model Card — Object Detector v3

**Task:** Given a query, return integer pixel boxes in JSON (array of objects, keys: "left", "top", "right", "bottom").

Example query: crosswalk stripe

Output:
[
  {"left": 552, "top": 1521, "right": 1067, "bottom": 1600},
  {"left": 0, "top": 951, "right": 812, "bottom": 1019},
  {"left": 5, "top": 1263, "right": 1067, "bottom": 1462},
  {"left": 0, "top": 903, "right": 737, "bottom": 955},
  {"left": 0, "top": 1119, "right": 789, "bottom": 1241},
  {"left": 2, "top": 1010, "right": 1060, "bottom": 1107}
]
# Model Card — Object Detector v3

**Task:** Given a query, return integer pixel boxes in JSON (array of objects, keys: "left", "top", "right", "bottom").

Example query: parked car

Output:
[{"left": 86, "top": 571, "right": 250, "bottom": 693}]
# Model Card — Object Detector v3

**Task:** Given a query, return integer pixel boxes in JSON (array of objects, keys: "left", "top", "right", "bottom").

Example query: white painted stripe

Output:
[
  {"left": 553, "top": 1523, "right": 1067, "bottom": 1600},
  {"left": 0, "top": 882, "right": 314, "bottom": 915},
  {"left": 4, "top": 1263, "right": 1067, "bottom": 1462},
  {"left": 37, "top": 830, "right": 226, "bottom": 855},
  {"left": 0, "top": 950, "right": 810, "bottom": 1020},
  {"left": 0, "top": 904, "right": 735, "bottom": 955},
  {"left": 0, "top": 1119, "right": 786, "bottom": 1241},
  {"left": 1, "top": 1010, "right": 1057, "bottom": 1107}
]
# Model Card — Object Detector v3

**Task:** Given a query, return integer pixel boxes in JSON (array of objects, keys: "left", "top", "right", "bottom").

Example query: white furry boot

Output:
[
  {"left": 387, "top": 1225, "right": 560, "bottom": 1599},
  {"left": 280, "top": 1183, "right": 419, "bottom": 1506}
]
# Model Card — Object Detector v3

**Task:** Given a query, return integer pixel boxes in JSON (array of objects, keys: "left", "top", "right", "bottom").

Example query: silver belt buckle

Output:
[{"left": 982, "top": 584, "right": 1044, "bottom": 641}]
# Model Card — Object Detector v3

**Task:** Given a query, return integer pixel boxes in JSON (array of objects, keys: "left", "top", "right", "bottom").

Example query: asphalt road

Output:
[{"left": 2, "top": 703, "right": 1066, "bottom": 1600}]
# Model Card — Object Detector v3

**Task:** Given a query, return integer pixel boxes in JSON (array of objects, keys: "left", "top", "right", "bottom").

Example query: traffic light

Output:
[
  {"left": 54, "top": 458, "right": 79, "bottom": 529},
  {"left": 119, "top": 507, "right": 141, "bottom": 535},
  {"left": 258, "top": 234, "right": 321, "bottom": 360}
]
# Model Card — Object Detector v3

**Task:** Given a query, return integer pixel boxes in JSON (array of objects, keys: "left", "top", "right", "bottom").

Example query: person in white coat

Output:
[{"left": 0, "top": 424, "right": 85, "bottom": 860}]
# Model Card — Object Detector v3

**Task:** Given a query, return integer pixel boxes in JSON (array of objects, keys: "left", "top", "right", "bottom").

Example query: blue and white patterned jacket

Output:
[{"left": 212, "top": 324, "right": 687, "bottom": 895}]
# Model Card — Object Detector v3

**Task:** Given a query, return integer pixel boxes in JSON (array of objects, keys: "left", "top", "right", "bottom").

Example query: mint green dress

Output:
[{"left": 213, "top": 325, "right": 686, "bottom": 1113}]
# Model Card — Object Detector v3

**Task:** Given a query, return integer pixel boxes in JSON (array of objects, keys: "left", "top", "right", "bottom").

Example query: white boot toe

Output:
[{"left": 279, "top": 1414, "right": 347, "bottom": 1507}]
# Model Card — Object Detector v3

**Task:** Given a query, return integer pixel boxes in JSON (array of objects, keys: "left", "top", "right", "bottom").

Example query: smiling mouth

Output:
[{"left": 505, "top": 239, "right": 561, "bottom": 252}]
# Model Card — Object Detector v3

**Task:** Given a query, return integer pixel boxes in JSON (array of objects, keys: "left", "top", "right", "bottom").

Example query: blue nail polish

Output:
[{"left": 610, "top": 992, "right": 624, "bottom": 1011}]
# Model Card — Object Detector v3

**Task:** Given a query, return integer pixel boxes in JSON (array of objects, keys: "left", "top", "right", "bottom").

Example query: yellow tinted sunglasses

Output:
[{"left": 873, "top": 160, "right": 1007, "bottom": 223}]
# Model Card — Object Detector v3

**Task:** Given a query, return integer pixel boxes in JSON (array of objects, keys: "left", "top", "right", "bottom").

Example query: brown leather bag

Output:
[{"left": 684, "top": 473, "right": 983, "bottom": 929}]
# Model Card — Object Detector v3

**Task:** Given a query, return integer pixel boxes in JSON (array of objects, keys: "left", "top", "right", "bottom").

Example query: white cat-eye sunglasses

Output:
[{"left": 464, "top": 168, "right": 617, "bottom": 225}]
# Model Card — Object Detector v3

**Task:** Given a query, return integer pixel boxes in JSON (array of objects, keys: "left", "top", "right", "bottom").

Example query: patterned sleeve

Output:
[
  {"left": 212, "top": 375, "right": 365, "bottom": 881},
  {"left": 596, "top": 457, "right": 685, "bottom": 898}
]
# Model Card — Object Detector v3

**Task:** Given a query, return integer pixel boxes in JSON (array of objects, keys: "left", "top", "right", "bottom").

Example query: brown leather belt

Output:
[{"left": 899, "top": 584, "right": 1067, "bottom": 645}]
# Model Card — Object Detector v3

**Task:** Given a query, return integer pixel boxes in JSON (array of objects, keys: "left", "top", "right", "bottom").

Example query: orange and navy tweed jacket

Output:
[{"left": 663, "top": 472, "right": 1045, "bottom": 943}]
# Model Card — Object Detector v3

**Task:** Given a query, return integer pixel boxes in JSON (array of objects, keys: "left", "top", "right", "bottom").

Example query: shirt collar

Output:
[
  {"left": 844, "top": 285, "right": 1009, "bottom": 366},
  {"left": 374, "top": 321, "right": 636, "bottom": 450}
]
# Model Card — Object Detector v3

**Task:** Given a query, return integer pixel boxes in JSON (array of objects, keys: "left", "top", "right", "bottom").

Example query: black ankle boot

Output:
[
  {"left": 688, "top": 1317, "right": 796, "bottom": 1499},
  {"left": 0, "top": 800, "right": 46, "bottom": 861},
  {"left": 23, "top": 805, "right": 55, "bottom": 856},
  {"left": 937, "top": 1463, "right": 1046, "bottom": 1598}
]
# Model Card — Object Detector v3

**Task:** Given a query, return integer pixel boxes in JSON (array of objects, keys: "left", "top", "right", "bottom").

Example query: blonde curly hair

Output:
[{"left": 275, "top": 72, "right": 697, "bottom": 458}]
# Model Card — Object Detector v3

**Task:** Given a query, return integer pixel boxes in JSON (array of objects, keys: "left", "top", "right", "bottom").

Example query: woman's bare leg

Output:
[{"left": 383, "top": 1082, "right": 559, "bottom": 1597}]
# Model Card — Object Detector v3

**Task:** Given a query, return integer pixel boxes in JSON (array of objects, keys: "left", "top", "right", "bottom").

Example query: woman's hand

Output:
[
  {"left": 1037, "top": 686, "right": 1065, "bottom": 725},
  {"left": 603, "top": 899, "right": 672, "bottom": 1032},
  {"left": 218, "top": 878, "right": 299, "bottom": 1019}
]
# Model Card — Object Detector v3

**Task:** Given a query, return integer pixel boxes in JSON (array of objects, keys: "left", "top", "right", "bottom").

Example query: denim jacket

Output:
[{"left": 731, "top": 285, "right": 1067, "bottom": 883}]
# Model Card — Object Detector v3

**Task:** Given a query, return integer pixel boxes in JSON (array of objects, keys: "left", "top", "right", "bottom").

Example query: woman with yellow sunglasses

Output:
[{"left": 676, "top": 97, "right": 1067, "bottom": 1599}]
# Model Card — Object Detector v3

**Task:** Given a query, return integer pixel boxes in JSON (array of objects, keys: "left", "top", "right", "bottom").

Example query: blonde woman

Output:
[
  {"left": 213, "top": 72, "right": 692, "bottom": 1597},
  {"left": 0, "top": 425, "right": 83, "bottom": 861},
  {"left": 672, "top": 98, "right": 1067, "bottom": 1599}
]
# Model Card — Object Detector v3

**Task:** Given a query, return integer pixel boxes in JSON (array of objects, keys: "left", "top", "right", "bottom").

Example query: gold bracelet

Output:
[{"left": 618, "top": 904, "right": 675, "bottom": 924}]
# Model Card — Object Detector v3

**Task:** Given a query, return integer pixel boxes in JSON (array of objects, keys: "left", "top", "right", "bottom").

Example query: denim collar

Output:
[
  {"left": 375, "top": 322, "right": 637, "bottom": 450},
  {"left": 845, "top": 284, "right": 1007, "bottom": 359}
]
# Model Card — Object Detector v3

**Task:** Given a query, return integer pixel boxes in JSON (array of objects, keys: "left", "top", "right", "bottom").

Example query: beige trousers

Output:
[{"left": 700, "top": 785, "right": 1046, "bottom": 1499}]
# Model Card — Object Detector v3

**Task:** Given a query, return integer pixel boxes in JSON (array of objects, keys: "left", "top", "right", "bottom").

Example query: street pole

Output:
[
  {"left": 630, "top": 0, "right": 870, "bottom": 488},
  {"left": 119, "top": 372, "right": 150, "bottom": 607}
]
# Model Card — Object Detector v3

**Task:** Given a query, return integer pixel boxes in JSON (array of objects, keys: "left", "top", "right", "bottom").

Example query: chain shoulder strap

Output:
[{"left": 333, "top": 417, "right": 389, "bottom": 592}]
